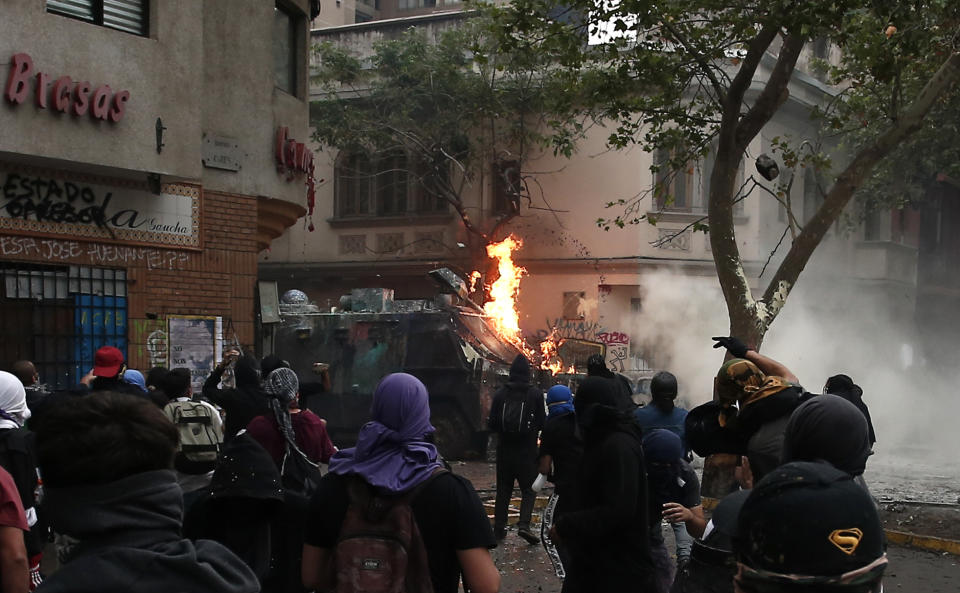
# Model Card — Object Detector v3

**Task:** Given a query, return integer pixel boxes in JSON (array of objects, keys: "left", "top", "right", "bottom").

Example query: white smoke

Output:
[{"left": 617, "top": 266, "right": 959, "bottom": 475}]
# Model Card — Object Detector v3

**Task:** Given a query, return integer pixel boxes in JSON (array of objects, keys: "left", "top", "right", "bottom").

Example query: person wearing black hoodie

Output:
[
  {"left": 552, "top": 376, "right": 655, "bottom": 593},
  {"left": 33, "top": 391, "right": 259, "bottom": 593},
  {"left": 823, "top": 374, "right": 876, "bottom": 448},
  {"left": 487, "top": 355, "right": 545, "bottom": 544},
  {"left": 203, "top": 352, "right": 271, "bottom": 441}
]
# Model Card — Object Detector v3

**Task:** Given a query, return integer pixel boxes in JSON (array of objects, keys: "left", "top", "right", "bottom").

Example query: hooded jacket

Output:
[
  {"left": 558, "top": 377, "right": 655, "bottom": 591},
  {"left": 203, "top": 356, "right": 271, "bottom": 440},
  {"left": 40, "top": 469, "right": 259, "bottom": 593},
  {"left": 487, "top": 356, "right": 545, "bottom": 449}
]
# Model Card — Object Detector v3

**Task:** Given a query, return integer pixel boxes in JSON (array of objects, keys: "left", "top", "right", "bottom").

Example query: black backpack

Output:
[
  {"left": 281, "top": 444, "right": 322, "bottom": 499},
  {"left": 500, "top": 389, "right": 535, "bottom": 434}
]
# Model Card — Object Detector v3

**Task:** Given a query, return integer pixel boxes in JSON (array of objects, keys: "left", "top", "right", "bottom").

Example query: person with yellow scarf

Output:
[{"left": 711, "top": 337, "right": 813, "bottom": 484}]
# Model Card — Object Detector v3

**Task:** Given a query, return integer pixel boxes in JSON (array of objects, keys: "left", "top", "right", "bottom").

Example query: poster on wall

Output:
[{"left": 167, "top": 316, "right": 223, "bottom": 392}]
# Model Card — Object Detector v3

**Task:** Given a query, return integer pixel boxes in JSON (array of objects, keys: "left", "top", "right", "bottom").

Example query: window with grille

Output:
[
  {"left": 47, "top": 1, "right": 148, "bottom": 36},
  {"left": 0, "top": 263, "right": 127, "bottom": 390}
]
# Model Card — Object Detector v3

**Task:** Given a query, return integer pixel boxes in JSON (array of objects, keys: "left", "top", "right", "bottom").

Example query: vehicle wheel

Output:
[{"left": 431, "top": 404, "right": 474, "bottom": 461}]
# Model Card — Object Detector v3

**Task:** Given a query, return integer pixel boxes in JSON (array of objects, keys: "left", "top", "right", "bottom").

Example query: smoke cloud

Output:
[{"left": 617, "top": 265, "right": 958, "bottom": 500}]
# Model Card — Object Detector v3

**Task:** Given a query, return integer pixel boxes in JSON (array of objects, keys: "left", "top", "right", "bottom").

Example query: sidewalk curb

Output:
[
  {"left": 884, "top": 530, "right": 960, "bottom": 556},
  {"left": 704, "top": 497, "right": 960, "bottom": 557}
]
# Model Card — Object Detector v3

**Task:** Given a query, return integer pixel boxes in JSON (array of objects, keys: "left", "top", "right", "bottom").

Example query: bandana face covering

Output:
[{"left": 733, "top": 555, "right": 887, "bottom": 593}]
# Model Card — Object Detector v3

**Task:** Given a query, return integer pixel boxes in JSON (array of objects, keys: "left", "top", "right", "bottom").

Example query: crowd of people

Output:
[
  {"left": 0, "top": 334, "right": 883, "bottom": 593},
  {"left": 490, "top": 337, "right": 883, "bottom": 593}
]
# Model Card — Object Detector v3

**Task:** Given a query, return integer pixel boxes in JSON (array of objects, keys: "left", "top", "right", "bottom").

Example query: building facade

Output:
[
  {"left": 1, "top": 0, "right": 314, "bottom": 389},
  {"left": 263, "top": 14, "right": 920, "bottom": 394}
]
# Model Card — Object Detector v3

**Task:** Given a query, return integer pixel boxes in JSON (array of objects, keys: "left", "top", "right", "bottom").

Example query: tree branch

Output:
[
  {"left": 661, "top": 19, "right": 726, "bottom": 106},
  {"left": 760, "top": 50, "right": 960, "bottom": 315},
  {"left": 735, "top": 33, "right": 806, "bottom": 149}
]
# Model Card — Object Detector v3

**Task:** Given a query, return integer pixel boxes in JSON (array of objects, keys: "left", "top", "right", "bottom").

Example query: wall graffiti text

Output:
[{"left": 0, "top": 235, "right": 191, "bottom": 270}]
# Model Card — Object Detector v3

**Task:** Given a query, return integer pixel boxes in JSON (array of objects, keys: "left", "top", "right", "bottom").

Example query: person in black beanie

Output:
[
  {"left": 734, "top": 461, "right": 886, "bottom": 593},
  {"left": 824, "top": 374, "right": 876, "bottom": 448},
  {"left": 552, "top": 376, "right": 655, "bottom": 593},
  {"left": 488, "top": 355, "right": 545, "bottom": 545}
]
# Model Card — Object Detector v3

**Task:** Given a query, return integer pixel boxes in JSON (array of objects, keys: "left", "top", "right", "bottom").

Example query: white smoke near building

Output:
[{"left": 617, "top": 265, "right": 959, "bottom": 500}]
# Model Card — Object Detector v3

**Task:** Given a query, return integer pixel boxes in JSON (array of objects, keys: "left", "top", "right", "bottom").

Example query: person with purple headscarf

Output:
[{"left": 302, "top": 373, "right": 499, "bottom": 593}]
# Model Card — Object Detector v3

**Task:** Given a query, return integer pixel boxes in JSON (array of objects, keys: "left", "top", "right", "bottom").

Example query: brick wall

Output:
[{"left": 0, "top": 189, "right": 260, "bottom": 371}]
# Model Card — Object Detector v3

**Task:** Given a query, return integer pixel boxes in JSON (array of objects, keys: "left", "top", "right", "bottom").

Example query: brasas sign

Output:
[
  {"left": 4, "top": 53, "right": 131, "bottom": 123},
  {"left": 0, "top": 164, "right": 200, "bottom": 250}
]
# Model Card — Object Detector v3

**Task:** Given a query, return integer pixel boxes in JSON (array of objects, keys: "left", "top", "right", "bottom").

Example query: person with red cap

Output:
[{"left": 79, "top": 346, "right": 148, "bottom": 398}]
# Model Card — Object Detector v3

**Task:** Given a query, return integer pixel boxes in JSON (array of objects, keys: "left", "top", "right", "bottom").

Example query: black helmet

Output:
[{"left": 650, "top": 371, "right": 678, "bottom": 399}]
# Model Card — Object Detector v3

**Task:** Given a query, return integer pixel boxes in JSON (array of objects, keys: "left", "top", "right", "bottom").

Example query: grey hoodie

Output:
[{"left": 39, "top": 469, "right": 259, "bottom": 593}]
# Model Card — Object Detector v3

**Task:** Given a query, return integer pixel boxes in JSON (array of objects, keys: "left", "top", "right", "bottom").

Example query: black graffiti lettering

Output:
[
  {"left": 31, "top": 178, "right": 48, "bottom": 200},
  {"left": 18, "top": 175, "right": 33, "bottom": 200},
  {"left": 45, "top": 178, "right": 63, "bottom": 200},
  {"left": 80, "top": 186, "right": 95, "bottom": 204},
  {"left": 64, "top": 182, "right": 80, "bottom": 203}
]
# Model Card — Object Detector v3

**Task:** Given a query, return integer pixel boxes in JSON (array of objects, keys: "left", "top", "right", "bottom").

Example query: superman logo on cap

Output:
[{"left": 828, "top": 528, "right": 863, "bottom": 555}]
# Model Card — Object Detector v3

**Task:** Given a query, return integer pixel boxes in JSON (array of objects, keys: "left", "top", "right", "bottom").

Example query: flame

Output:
[
  {"left": 539, "top": 328, "right": 566, "bottom": 375},
  {"left": 482, "top": 236, "right": 527, "bottom": 349},
  {"left": 472, "top": 235, "right": 571, "bottom": 374}
]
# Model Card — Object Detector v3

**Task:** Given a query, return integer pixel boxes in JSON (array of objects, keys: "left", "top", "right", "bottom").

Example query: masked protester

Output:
[
  {"left": 733, "top": 462, "right": 886, "bottom": 593},
  {"left": 551, "top": 377, "right": 655, "bottom": 593}
]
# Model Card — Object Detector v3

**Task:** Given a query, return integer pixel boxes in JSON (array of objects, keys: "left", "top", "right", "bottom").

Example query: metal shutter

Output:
[
  {"left": 46, "top": 0, "right": 96, "bottom": 23},
  {"left": 103, "top": 0, "right": 146, "bottom": 35}
]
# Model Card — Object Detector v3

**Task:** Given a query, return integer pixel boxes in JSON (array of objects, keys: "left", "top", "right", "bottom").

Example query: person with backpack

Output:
[
  {"left": 162, "top": 368, "right": 224, "bottom": 511},
  {"left": 487, "top": 354, "right": 545, "bottom": 544},
  {"left": 302, "top": 373, "right": 499, "bottom": 593},
  {"left": 0, "top": 371, "right": 42, "bottom": 590}
]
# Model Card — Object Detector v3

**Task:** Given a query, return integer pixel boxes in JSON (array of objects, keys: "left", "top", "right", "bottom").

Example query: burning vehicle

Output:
[
  {"left": 267, "top": 269, "right": 534, "bottom": 460},
  {"left": 264, "top": 236, "right": 614, "bottom": 459}
]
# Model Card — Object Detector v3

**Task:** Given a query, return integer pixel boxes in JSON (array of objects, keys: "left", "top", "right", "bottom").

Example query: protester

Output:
[
  {"left": 734, "top": 462, "right": 886, "bottom": 593},
  {"left": 123, "top": 368, "right": 168, "bottom": 408},
  {"left": 0, "top": 371, "right": 42, "bottom": 590},
  {"left": 302, "top": 373, "right": 499, "bottom": 593},
  {"left": 122, "top": 369, "right": 148, "bottom": 394},
  {"left": 634, "top": 371, "right": 688, "bottom": 449},
  {"left": 0, "top": 465, "right": 28, "bottom": 593},
  {"left": 144, "top": 367, "right": 171, "bottom": 407},
  {"left": 487, "top": 354, "right": 545, "bottom": 544},
  {"left": 184, "top": 432, "right": 296, "bottom": 592},
  {"left": 586, "top": 353, "right": 634, "bottom": 409},
  {"left": 80, "top": 346, "right": 148, "bottom": 397},
  {"left": 552, "top": 376, "right": 655, "bottom": 592},
  {"left": 33, "top": 391, "right": 259, "bottom": 593},
  {"left": 536, "top": 385, "right": 583, "bottom": 576},
  {"left": 9, "top": 361, "right": 46, "bottom": 414},
  {"left": 643, "top": 429, "right": 705, "bottom": 593},
  {"left": 711, "top": 337, "right": 810, "bottom": 482},
  {"left": 824, "top": 374, "right": 876, "bottom": 448},
  {"left": 675, "top": 489, "right": 750, "bottom": 593},
  {"left": 247, "top": 368, "right": 336, "bottom": 468},
  {"left": 162, "top": 368, "right": 225, "bottom": 511},
  {"left": 203, "top": 350, "right": 270, "bottom": 441}
]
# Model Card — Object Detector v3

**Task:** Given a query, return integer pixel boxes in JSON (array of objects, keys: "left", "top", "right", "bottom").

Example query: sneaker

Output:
[{"left": 517, "top": 527, "right": 540, "bottom": 545}]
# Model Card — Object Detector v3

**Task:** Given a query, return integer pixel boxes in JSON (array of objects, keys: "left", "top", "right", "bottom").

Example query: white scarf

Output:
[{"left": 0, "top": 371, "right": 30, "bottom": 430}]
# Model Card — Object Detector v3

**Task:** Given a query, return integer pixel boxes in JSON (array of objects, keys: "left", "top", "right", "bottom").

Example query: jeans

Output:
[{"left": 672, "top": 521, "right": 693, "bottom": 562}]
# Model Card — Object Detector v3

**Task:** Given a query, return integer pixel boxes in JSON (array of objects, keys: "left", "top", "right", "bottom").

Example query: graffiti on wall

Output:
[
  {"left": 0, "top": 235, "right": 191, "bottom": 270},
  {"left": 531, "top": 317, "right": 603, "bottom": 342},
  {"left": 596, "top": 331, "right": 630, "bottom": 373}
]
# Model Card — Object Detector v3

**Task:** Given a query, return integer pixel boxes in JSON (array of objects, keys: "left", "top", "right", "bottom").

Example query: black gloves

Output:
[{"left": 712, "top": 336, "right": 749, "bottom": 358}]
